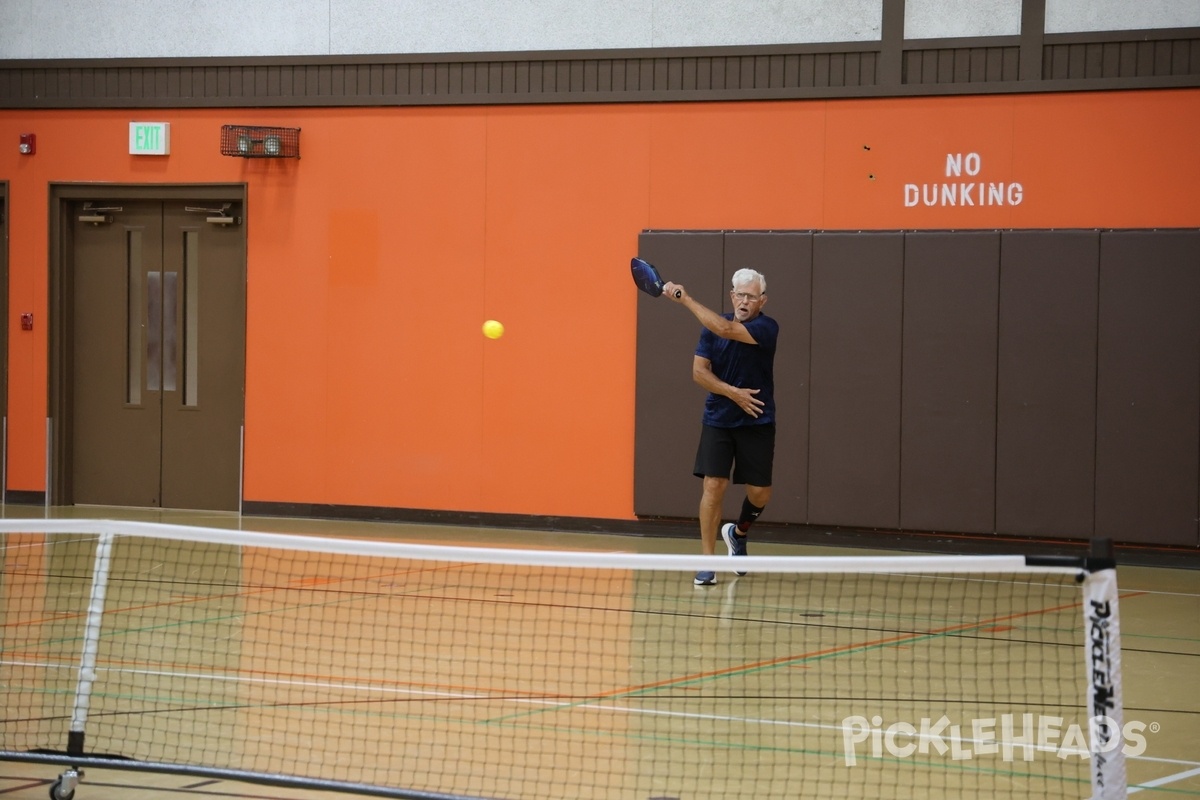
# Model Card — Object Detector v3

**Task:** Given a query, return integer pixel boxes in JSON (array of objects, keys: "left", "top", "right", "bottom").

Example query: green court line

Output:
[
  {"left": 482, "top": 616, "right": 1068, "bottom": 725},
  {"left": 5, "top": 565, "right": 1185, "bottom": 796},
  {"left": 1, "top": 692, "right": 1098, "bottom": 789},
  {"left": 12, "top": 676, "right": 1194, "bottom": 794},
  {"left": 6, "top": 592, "right": 1089, "bottom": 727},
  {"left": 12, "top": 687, "right": 1197, "bottom": 796},
  {"left": 0, "top": 592, "right": 377, "bottom": 654}
]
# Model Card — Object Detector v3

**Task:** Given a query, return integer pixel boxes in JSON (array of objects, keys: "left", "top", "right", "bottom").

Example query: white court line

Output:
[
  {"left": 11, "top": 657, "right": 1199, "bottom": 761},
  {"left": 1129, "top": 766, "right": 1200, "bottom": 793},
  {"left": 522, "top": 699, "right": 1089, "bottom": 756},
  {"left": 1130, "top": 755, "right": 1200, "bottom": 766},
  {"left": 9, "top": 657, "right": 1198, "bottom": 789},
  {"left": 519, "top": 697, "right": 1200, "bottom": 774},
  {"left": 0, "top": 659, "right": 488, "bottom": 700},
  {"left": 1106, "top": 588, "right": 1200, "bottom": 599}
]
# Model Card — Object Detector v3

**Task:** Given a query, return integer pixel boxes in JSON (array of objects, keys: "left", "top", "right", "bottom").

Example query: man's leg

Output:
[
  {"left": 721, "top": 484, "right": 773, "bottom": 574},
  {"left": 693, "top": 425, "right": 733, "bottom": 585},
  {"left": 741, "top": 484, "right": 773, "bottom": 529},
  {"left": 699, "top": 476, "right": 729, "bottom": 555}
]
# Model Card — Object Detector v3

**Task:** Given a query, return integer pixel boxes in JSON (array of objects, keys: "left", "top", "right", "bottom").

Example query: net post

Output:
[
  {"left": 68, "top": 532, "right": 116, "bottom": 760},
  {"left": 1082, "top": 537, "right": 1127, "bottom": 800}
]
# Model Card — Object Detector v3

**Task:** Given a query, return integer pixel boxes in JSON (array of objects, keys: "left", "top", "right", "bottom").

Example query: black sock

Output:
[{"left": 736, "top": 498, "right": 764, "bottom": 535}]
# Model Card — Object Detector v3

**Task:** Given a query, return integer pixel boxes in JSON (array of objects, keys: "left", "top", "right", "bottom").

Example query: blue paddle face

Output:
[{"left": 631, "top": 257, "right": 665, "bottom": 297}]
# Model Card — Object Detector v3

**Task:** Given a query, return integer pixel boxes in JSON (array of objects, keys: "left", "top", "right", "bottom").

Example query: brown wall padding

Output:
[
  {"left": 900, "top": 232, "right": 999, "bottom": 534},
  {"left": 722, "top": 232, "right": 812, "bottom": 523},
  {"left": 996, "top": 230, "right": 1099, "bottom": 539},
  {"left": 635, "top": 228, "right": 1199, "bottom": 548},
  {"left": 808, "top": 232, "right": 904, "bottom": 529},
  {"left": 634, "top": 232, "right": 724, "bottom": 518},
  {"left": 1095, "top": 231, "right": 1200, "bottom": 545}
]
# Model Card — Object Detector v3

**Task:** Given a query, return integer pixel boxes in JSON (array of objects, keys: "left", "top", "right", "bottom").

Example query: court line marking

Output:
[
  {"left": 11, "top": 653, "right": 1195, "bottom": 786},
  {"left": 5, "top": 579, "right": 1152, "bottom": 724},
  {"left": 4, "top": 570, "right": 1154, "bottom": 717},
  {"left": 1128, "top": 766, "right": 1200, "bottom": 793},
  {"left": 15, "top": 653, "right": 1195, "bottom": 769},
  {"left": 8, "top": 564, "right": 1089, "bottom": 701},
  {"left": 6, "top": 661, "right": 1192, "bottom": 788},
  {"left": 0, "top": 559, "right": 472, "bottom": 632},
  {"left": 460, "top": 702, "right": 1200, "bottom": 792},
  {"left": 0, "top": 658, "right": 493, "bottom": 702},
  {"left": 530, "top": 699, "right": 1092, "bottom": 756},
  {"left": 6, "top": 537, "right": 1184, "bottom": 792},
  {"left": 484, "top": 589, "right": 1148, "bottom": 723},
  {"left": 508, "top": 698, "right": 1200, "bottom": 769},
  {"left": 0, "top": 777, "right": 53, "bottom": 796}
]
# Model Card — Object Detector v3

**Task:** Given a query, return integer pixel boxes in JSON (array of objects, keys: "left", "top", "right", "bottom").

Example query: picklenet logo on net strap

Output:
[
  {"left": 839, "top": 714, "right": 1150, "bottom": 766},
  {"left": 1088, "top": 595, "right": 1121, "bottom": 789}
]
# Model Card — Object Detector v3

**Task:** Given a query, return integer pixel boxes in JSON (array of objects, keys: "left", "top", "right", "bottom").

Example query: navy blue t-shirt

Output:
[{"left": 694, "top": 313, "right": 778, "bottom": 428}]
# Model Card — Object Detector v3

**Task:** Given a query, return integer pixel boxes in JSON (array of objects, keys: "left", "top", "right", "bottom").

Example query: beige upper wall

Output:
[
  {"left": 1, "top": 0, "right": 879, "bottom": 59},
  {"left": 905, "top": 0, "right": 1023, "bottom": 38},
  {"left": 0, "top": 0, "right": 1197, "bottom": 60},
  {"left": 1044, "top": 0, "right": 1200, "bottom": 34},
  {"left": 905, "top": 0, "right": 1200, "bottom": 39}
]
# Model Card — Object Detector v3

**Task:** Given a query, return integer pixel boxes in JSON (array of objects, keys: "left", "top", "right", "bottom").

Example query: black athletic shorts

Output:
[{"left": 693, "top": 423, "right": 775, "bottom": 486}]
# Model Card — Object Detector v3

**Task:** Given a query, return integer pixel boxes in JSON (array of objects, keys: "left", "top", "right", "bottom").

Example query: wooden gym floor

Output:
[{"left": 1, "top": 506, "right": 1197, "bottom": 800}]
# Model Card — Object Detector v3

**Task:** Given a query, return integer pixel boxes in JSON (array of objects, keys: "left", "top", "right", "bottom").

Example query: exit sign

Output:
[{"left": 129, "top": 122, "right": 170, "bottom": 155}]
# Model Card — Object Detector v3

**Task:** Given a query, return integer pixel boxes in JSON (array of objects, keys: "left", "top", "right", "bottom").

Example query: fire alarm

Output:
[{"left": 19, "top": 133, "right": 36, "bottom": 155}]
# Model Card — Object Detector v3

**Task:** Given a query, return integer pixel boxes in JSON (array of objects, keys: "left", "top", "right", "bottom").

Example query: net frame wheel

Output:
[{"left": 49, "top": 768, "right": 80, "bottom": 800}]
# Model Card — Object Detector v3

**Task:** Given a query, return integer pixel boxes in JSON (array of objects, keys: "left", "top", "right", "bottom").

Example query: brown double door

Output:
[{"left": 70, "top": 200, "right": 245, "bottom": 510}]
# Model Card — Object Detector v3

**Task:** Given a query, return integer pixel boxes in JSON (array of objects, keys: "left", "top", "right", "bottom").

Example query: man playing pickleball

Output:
[{"left": 662, "top": 268, "right": 778, "bottom": 586}]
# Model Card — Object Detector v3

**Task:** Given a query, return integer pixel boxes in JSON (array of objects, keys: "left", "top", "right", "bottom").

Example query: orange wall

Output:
[{"left": 2, "top": 90, "right": 1198, "bottom": 519}]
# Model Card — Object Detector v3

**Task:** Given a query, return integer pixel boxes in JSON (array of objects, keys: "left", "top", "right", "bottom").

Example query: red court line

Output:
[
  {"left": 0, "top": 650, "right": 582, "bottom": 703},
  {"left": 590, "top": 589, "right": 1150, "bottom": 701},
  {"left": 1, "top": 556, "right": 582, "bottom": 701},
  {"left": 0, "top": 558, "right": 469, "bottom": 631},
  {"left": 3, "top": 540, "right": 1152, "bottom": 708}
]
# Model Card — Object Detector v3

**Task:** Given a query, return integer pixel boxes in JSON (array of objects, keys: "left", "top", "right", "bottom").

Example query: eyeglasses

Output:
[{"left": 731, "top": 291, "right": 763, "bottom": 302}]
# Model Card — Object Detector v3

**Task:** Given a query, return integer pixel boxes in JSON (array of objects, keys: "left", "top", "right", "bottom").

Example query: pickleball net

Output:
[{"left": 0, "top": 519, "right": 1126, "bottom": 800}]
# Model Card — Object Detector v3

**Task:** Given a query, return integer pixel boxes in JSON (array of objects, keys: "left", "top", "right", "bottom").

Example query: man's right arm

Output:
[{"left": 663, "top": 282, "right": 758, "bottom": 345}]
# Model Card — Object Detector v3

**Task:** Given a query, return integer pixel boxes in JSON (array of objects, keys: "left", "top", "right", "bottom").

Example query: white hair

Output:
[{"left": 731, "top": 268, "right": 766, "bottom": 294}]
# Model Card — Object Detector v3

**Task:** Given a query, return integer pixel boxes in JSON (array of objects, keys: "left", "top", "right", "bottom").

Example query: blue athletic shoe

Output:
[
  {"left": 694, "top": 570, "right": 716, "bottom": 586},
  {"left": 721, "top": 523, "right": 748, "bottom": 575}
]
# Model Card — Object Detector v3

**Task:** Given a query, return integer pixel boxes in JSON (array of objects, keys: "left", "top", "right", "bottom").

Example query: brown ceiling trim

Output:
[
  {"left": 1, "top": 29, "right": 1196, "bottom": 110},
  {"left": 0, "top": 39, "right": 884, "bottom": 71},
  {"left": 1045, "top": 26, "right": 1200, "bottom": 44}
]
